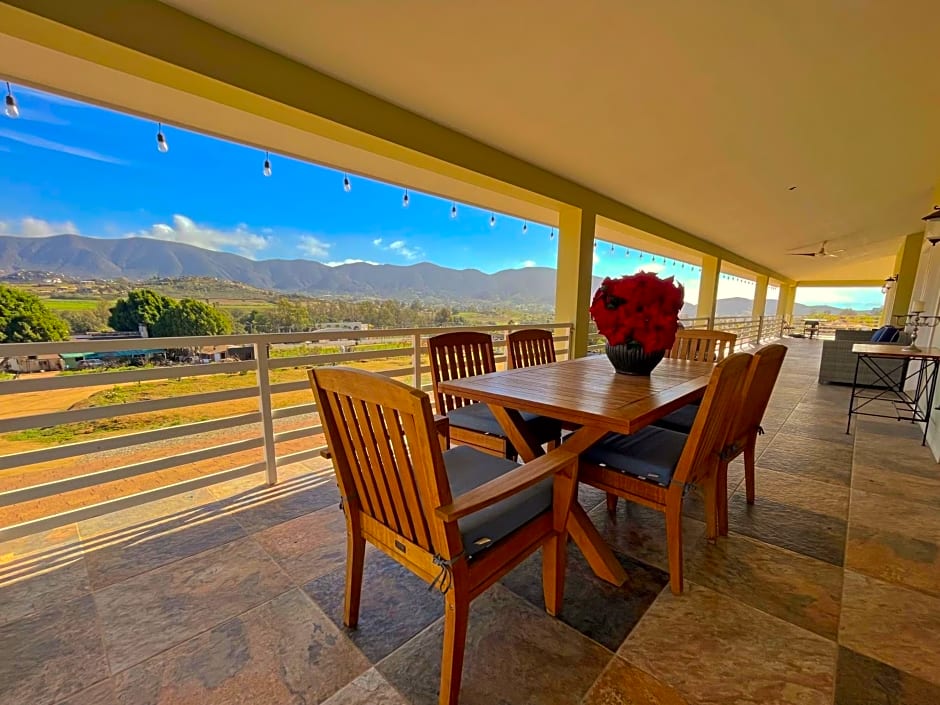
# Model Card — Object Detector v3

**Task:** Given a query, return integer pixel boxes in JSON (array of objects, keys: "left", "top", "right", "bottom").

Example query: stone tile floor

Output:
[{"left": 2, "top": 339, "right": 939, "bottom": 704}]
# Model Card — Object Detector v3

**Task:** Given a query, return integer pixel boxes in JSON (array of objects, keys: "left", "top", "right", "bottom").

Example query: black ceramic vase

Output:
[{"left": 605, "top": 342, "right": 665, "bottom": 376}]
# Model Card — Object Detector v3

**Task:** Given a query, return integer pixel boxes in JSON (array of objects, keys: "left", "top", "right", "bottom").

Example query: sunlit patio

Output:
[{"left": 2, "top": 338, "right": 938, "bottom": 705}]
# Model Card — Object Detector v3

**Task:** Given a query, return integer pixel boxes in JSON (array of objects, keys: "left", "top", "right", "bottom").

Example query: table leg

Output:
[
  {"left": 568, "top": 502, "right": 628, "bottom": 586},
  {"left": 486, "top": 407, "right": 627, "bottom": 586}
]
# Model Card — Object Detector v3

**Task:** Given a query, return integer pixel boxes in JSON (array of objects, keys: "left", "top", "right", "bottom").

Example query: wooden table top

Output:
[
  {"left": 439, "top": 355, "right": 714, "bottom": 436},
  {"left": 852, "top": 344, "right": 940, "bottom": 359}
]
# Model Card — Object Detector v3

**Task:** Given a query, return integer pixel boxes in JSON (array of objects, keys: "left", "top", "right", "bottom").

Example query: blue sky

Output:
[{"left": 0, "top": 85, "right": 882, "bottom": 308}]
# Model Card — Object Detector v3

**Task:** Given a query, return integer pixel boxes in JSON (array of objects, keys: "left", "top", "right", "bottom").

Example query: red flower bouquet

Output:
[{"left": 590, "top": 272, "right": 685, "bottom": 353}]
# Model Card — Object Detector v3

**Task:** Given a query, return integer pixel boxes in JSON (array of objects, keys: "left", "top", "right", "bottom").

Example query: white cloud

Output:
[
  {"left": 0, "top": 216, "right": 79, "bottom": 238},
  {"left": 520, "top": 260, "right": 537, "bottom": 268},
  {"left": 633, "top": 263, "right": 665, "bottom": 274},
  {"left": 297, "top": 235, "right": 331, "bottom": 258},
  {"left": 0, "top": 128, "right": 125, "bottom": 164},
  {"left": 130, "top": 214, "right": 272, "bottom": 257},
  {"left": 387, "top": 239, "right": 422, "bottom": 260},
  {"left": 373, "top": 238, "right": 383, "bottom": 246},
  {"left": 326, "top": 258, "right": 379, "bottom": 267}
]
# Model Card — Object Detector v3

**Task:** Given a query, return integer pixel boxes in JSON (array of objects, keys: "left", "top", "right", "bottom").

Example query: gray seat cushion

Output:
[
  {"left": 443, "top": 445, "right": 552, "bottom": 557},
  {"left": 447, "top": 403, "right": 560, "bottom": 445},
  {"left": 653, "top": 403, "right": 699, "bottom": 434},
  {"left": 582, "top": 426, "right": 687, "bottom": 488}
]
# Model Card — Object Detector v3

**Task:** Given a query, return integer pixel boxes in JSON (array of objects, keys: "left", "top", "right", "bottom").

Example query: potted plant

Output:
[{"left": 590, "top": 271, "right": 685, "bottom": 375}]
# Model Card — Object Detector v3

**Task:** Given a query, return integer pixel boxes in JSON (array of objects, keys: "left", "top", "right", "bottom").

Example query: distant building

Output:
[
  {"left": 1, "top": 354, "right": 65, "bottom": 373},
  {"left": 314, "top": 321, "right": 369, "bottom": 332}
]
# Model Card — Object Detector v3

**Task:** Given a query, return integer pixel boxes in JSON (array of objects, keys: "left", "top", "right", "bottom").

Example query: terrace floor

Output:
[{"left": 2, "top": 339, "right": 939, "bottom": 705}]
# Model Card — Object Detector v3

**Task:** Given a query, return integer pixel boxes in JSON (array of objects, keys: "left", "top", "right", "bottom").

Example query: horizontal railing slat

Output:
[
  {"left": 0, "top": 361, "right": 257, "bottom": 394},
  {"left": 0, "top": 412, "right": 262, "bottom": 471},
  {"left": 0, "top": 386, "right": 259, "bottom": 434},
  {"left": 0, "top": 436, "right": 265, "bottom": 506}
]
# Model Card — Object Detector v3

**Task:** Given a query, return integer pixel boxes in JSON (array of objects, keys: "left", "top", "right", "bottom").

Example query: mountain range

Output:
[{"left": 0, "top": 234, "right": 878, "bottom": 315}]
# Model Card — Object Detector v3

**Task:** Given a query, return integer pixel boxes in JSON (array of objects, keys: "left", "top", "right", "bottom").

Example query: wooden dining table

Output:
[{"left": 440, "top": 354, "right": 714, "bottom": 586}]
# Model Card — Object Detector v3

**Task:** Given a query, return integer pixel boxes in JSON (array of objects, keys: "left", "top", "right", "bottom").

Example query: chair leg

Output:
[
  {"left": 605, "top": 492, "right": 618, "bottom": 516},
  {"left": 717, "top": 461, "right": 729, "bottom": 537},
  {"left": 665, "top": 502, "right": 684, "bottom": 595},
  {"left": 343, "top": 531, "right": 366, "bottom": 628},
  {"left": 744, "top": 434, "right": 757, "bottom": 505},
  {"left": 439, "top": 588, "right": 470, "bottom": 705},
  {"left": 702, "top": 476, "right": 719, "bottom": 544},
  {"left": 542, "top": 532, "right": 568, "bottom": 616}
]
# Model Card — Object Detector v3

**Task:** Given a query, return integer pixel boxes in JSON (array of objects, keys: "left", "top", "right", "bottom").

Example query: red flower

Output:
[{"left": 589, "top": 272, "right": 685, "bottom": 353}]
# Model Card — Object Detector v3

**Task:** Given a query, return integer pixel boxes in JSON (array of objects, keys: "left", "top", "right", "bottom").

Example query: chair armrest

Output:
[{"left": 435, "top": 448, "right": 578, "bottom": 522}]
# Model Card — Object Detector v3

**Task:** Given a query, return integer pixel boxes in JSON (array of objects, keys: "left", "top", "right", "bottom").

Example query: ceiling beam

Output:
[
  {"left": 0, "top": 0, "right": 794, "bottom": 283},
  {"left": 795, "top": 280, "right": 884, "bottom": 287}
]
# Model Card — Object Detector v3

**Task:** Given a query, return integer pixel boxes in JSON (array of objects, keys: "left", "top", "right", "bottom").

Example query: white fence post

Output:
[
  {"left": 254, "top": 341, "right": 278, "bottom": 485},
  {"left": 413, "top": 333, "right": 422, "bottom": 388}
]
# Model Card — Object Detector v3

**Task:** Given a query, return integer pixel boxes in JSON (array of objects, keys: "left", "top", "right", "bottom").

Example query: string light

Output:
[
  {"left": 625, "top": 249, "right": 630, "bottom": 257},
  {"left": 522, "top": 220, "right": 528, "bottom": 233},
  {"left": 609, "top": 243, "right": 615, "bottom": 254},
  {"left": 4, "top": 82, "right": 18, "bottom": 119},
  {"left": 262, "top": 151, "right": 272, "bottom": 177},
  {"left": 155, "top": 122, "right": 168, "bottom": 153},
  {"left": 450, "top": 202, "right": 458, "bottom": 219},
  {"left": 402, "top": 189, "right": 410, "bottom": 207},
  {"left": 343, "top": 173, "right": 351, "bottom": 192},
  {"left": 593, "top": 239, "right": 597, "bottom": 250},
  {"left": 549, "top": 228, "right": 555, "bottom": 240},
  {"left": 489, "top": 213, "right": 496, "bottom": 227}
]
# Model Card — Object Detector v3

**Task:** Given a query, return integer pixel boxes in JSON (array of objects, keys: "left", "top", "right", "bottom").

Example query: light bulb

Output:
[
  {"left": 4, "top": 83, "right": 17, "bottom": 119},
  {"left": 343, "top": 174, "right": 351, "bottom": 192},
  {"left": 489, "top": 213, "right": 496, "bottom": 227},
  {"left": 402, "top": 189, "right": 410, "bottom": 207},
  {"left": 609, "top": 243, "right": 615, "bottom": 254},
  {"left": 625, "top": 249, "right": 630, "bottom": 257},
  {"left": 593, "top": 239, "right": 597, "bottom": 250},
  {"left": 156, "top": 123, "right": 169, "bottom": 153},
  {"left": 450, "top": 202, "right": 458, "bottom": 219},
  {"left": 549, "top": 228, "right": 555, "bottom": 240},
  {"left": 263, "top": 152, "right": 272, "bottom": 177},
  {"left": 522, "top": 220, "right": 528, "bottom": 234}
]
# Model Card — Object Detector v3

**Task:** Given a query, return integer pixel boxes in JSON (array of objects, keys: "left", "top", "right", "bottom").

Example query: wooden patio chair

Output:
[
  {"left": 652, "top": 344, "right": 788, "bottom": 533},
  {"left": 309, "top": 367, "right": 578, "bottom": 705},
  {"left": 428, "top": 331, "right": 560, "bottom": 458},
  {"left": 666, "top": 329, "right": 737, "bottom": 363},
  {"left": 579, "top": 352, "right": 751, "bottom": 593},
  {"left": 507, "top": 328, "right": 557, "bottom": 368},
  {"left": 715, "top": 343, "right": 788, "bottom": 532}
]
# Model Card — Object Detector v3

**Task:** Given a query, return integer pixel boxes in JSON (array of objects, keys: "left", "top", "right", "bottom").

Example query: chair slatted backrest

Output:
[
  {"left": 667, "top": 329, "right": 737, "bottom": 363},
  {"left": 672, "top": 352, "right": 751, "bottom": 487},
  {"left": 507, "top": 329, "right": 557, "bottom": 369},
  {"left": 428, "top": 331, "right": 497, "bottom": 413},
  {"left": 310, "top": 366, "right": 458, "bottom": 558},
  {"left": 728, "top": 344, "right": 787, "bottom": 445}
]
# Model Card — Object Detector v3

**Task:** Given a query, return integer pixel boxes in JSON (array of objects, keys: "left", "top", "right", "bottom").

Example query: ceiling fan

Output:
[{"left": 788, "top": 240, "right": 845, "bottom": 258}]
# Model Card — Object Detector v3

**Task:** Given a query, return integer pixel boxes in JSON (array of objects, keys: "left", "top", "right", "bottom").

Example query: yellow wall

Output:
[{"left": 697, "top": 256, "right": 722, "bottom": 321}]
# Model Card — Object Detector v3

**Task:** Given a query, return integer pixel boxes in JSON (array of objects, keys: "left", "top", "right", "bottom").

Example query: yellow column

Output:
[
  {"left": 889, "top": 232, "right": 924, "bottom": 321},
  {"left": 779, "top": 284, "right": 797, "bottom": 321},
  {"left": 752, "top": 274, "right": 769, "bottom": 318},
  {"left": 554, "top": 206, "right": 596, "bottom": 358},
  {"left": 697, "top": 255, "right": 722, "bottom": 326}
]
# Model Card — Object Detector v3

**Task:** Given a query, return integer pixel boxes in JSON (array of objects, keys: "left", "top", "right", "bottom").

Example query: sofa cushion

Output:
[
  {"left": 582, "top": 426, "right": 687, "bottom": 487},
  {"left": 447, "top": 403, "right": 560, "bottom": 444},
  {"left": 444, "top": 445, "right": 552, "bottom": 557}
]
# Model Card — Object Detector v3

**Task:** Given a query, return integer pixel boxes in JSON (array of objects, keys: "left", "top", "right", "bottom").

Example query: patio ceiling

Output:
[
  {"left": 155, "top": 0, "right": 938, "bottom": 281},
  {"left": 1, "top": 1, "right": 936, "bottom": 282}
]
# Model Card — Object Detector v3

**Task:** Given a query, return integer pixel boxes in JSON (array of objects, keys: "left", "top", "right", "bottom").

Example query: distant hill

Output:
[
  {"left": 0, "top": 234, "right": 574, "bottom": 306},
  {"left": 0, "top": 234, "right": 880, "bottom": 315}
]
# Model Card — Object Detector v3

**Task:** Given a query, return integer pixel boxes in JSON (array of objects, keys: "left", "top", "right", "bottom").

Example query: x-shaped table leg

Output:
[{"left": 488, "top": 405, "right": 628, "bottom": 587}]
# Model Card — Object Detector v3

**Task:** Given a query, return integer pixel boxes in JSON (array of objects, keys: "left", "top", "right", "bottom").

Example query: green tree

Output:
[
  {"left": 151, "top": 299, "right": 233, "bottom": 337},
  {"left": 108, "top": 289, "right": 172, "bottom": 332},
  {"left": 0, "top": 285, "right": 70, "bottom": 342},
  {"left": 61, "top": 309, "right": 108, "bottom": 336},
  {"left": 269, "top": 297, "right": 311, "bottom": 331}
]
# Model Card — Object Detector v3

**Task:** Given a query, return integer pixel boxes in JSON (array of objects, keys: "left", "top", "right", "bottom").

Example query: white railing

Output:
[
  {"left": 712, "top": 316, "right": 784, "bottom": 349},
  {"left": 0, "top": 322, "right": 573, "bottom": 540}
]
